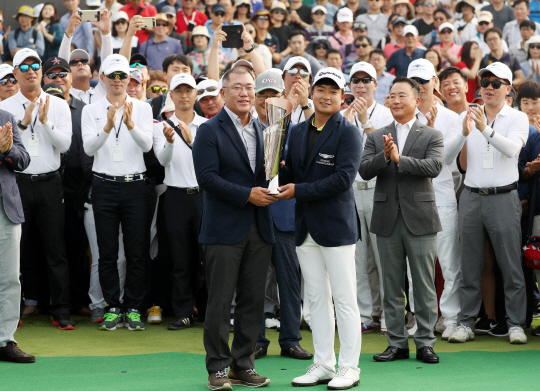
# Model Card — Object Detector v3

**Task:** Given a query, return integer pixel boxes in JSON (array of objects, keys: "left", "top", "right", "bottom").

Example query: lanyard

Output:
[
  {"left": 182, "top": 10, "right": 196, "bottom": 26},
  {"left": 113, "top": 115, "right": 124, "bottom": 144},
  {"left": 484, "top": 107, "right": 495, "bottom": 149},
  {"left": 354, "top": 103, "right": 377, "bottom": 143},
  {"left": 22, "top": 103, "right": 39, "bottom": 139}
]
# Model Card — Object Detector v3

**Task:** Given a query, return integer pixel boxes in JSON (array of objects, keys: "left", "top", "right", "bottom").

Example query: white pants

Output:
[
  {"left": 84, "top": 204, "right": 126, "bottom": 310},
  {"left": 407, "top": 205, "right": 461, "bottom": 325},
  {"left": 297, "top": 233, "right": 361, "bottom": 368}
]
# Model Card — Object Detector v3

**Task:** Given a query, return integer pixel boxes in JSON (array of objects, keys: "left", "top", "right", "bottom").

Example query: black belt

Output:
[
  {"left": 93, "top": 172, "right": 145, "bottom": 183},
  {"left": 16, "top": 170, "right": 58, "bottom": 181},
  {"left": 168, "top": 186, "right": 200, "bottom": 194},
  {"left": 466, "top": 183, "right": 517, "bottom": 195}
]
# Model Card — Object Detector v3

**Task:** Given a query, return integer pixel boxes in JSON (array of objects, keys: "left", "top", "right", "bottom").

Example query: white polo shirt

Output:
[
  {"left": 70, "top": 83, "right": 106, "bottom": 105},
  {"left": 290, "top": 99, "right": 314, "bottom": 125},
  {"left": 0, "top": 90, "right": 72, "bottom": 175},
  {"left": 81, "top": 94, "right": 153, "bottom": 176},
  {"left": 460, "top": 103, "right": 529, "bottom": 188},
  {"left": 153, "top": 112, "right": 207, "bottom": 188}
]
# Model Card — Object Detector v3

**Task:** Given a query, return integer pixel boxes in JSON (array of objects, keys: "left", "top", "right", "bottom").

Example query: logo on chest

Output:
[{"left": 316, "top": 153, "right": 335, "bottom": 166}]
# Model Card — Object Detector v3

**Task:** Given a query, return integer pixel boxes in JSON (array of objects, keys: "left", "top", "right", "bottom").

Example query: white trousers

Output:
[
  {"left": 84, "top": 204, "right": 126, "bottom": 310},
  {"left": 297, "top": 233, "right": 361, "bottom": 368}
]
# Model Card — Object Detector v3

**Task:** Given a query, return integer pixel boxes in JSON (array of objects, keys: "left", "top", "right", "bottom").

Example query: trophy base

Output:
[{"left": 267, "top": 175, "right": 280, "bottom": 195}]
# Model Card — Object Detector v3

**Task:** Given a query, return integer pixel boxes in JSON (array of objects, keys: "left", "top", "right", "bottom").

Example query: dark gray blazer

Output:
[{"left": 359, "top": 119, "right": 444, "bottom": 237}]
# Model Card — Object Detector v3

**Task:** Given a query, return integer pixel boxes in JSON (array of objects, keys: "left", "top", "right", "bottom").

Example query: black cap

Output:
[
  {"left": 42, "top": 57, "right": 70, "bottom": 74},
  {"left": 130, "top": 53, "right": 148, "bottom": 66},
  {"left": 353, "top": 22, "right": 368, "bottom": 31},
  {"left": 43, "top": 83, "right": 65, "bottom": 99},
  {"left": 212, "top": 3, "right": 226, "bottom": 13}
]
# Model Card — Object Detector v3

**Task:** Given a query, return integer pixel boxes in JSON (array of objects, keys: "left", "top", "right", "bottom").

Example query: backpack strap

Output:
[
  {"left": 151, "top": 95, "right": 164, "bottom": 120},
  {"left": 165, "top": 119, "right": 193, "bottom": 150}
]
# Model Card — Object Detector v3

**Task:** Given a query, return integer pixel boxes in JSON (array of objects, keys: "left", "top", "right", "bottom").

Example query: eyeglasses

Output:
[
  {"left": 130, "top": 63, "right": 147, "bottom": 68},
  {"left": 344, "top": 96, "right": 354, "bottom": 105},
  {"left": 424, "top": 2, "right": 436, "bottom": 6},
  {"left": 156, "top": 22, "right": 169, "bottom": 27},
  {"left": 480, "top": 79, "right": 510, "bottom": 89},
  {"left": 214, "top": 11, "right": 225, "bottom": 17},
  {"left": 104, "top": 72, "right": 129, "bottom": 80},
  {"left": 315, "top": 44, "right": 328, "bottom": 49},
  {"left": 69, "top": 59, "right": 89, "bottom": 66},
  {"left": 530, "top": 44, "right": 540, "bottom": 49},
  {"left": 411, "top": 77, "right": 431, "bottom": 84},
  {"left": 172, "top": 87, "right": 195, "bottom": 94},
  {"left": 0, "top": 77, "right": 17, "bottom": 86},
  {"left": 287, "top": 68, "right": 310, "bottom": 77},
  {"left": 223, "top": 85, "right": 255, "bottom": 93},
  {"left": 197, "top": 85, "right": 219, "bottom": 95},
  {"left": 440, "top": 29, "right": 452, "bottom": 34},
  {"left": 15, "top": 63, "right": 41, "bottom": 72},
  {"left": 313, "top": 11, "right": 326, "bottom": 15},
  {"left": 45, "top": 71, "right": 69, "bottom": 80},
  {"left": 355, "top": 43, "right": 369, "bottom": 48},
  {"left": 272, "top": 9, "right": 286, "bottom": 15},
  {"left": 350, "top": 76, "right": 375, "bottom": 84},
  {"left": 257, "top": 15, "right": 269, "bottom": 20},
  {"left": 478, "top": 21, "right": 490, "bottom": 26},
  {"left": 147, "top": 86, "right": 168, "bottom": 94},
  {"left": 256, "top": 93, "right": 282, "bottom": 100}
]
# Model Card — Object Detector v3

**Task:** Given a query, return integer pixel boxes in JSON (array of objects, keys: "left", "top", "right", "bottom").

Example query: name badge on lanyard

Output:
[{"left": 28, "top": 138, "right": 39, "bottom": 157}]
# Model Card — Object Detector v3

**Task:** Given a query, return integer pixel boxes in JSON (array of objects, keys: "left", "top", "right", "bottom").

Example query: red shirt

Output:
[
  {"left": 176, "top": 9, "right": 208, "bottom": 44},
  {"left": 120, "top": 1, "right": 158, "bottom": 44},
  {"left": 456, "top": 61, "right": 478, "bottom": 103}
]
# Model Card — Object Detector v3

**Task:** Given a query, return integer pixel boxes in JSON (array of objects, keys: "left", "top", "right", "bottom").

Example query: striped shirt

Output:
[{"left": 224, "top": 106, "right": 257, "bottom": 172}]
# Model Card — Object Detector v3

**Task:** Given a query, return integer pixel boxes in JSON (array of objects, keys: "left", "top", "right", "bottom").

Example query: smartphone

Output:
[
  {"left": 469, "top": 103, "right": 478, "bottom": 108},
  {"left": 140, "top": 17, "right": 156, "bottom": 29},
  {"left": 78, "top": 10, "right": 100, "bottom": 23},
  {"left": 188, "top": 21, "right": 196, "bottom": 32},
  {"left": 222, "top": 25, "right": 244, "bottom": 49}
]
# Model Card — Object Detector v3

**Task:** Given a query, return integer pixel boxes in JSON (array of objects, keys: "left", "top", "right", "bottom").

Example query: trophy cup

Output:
[{"left": 263, "top": 98, "right": 293, "bottom": 195}]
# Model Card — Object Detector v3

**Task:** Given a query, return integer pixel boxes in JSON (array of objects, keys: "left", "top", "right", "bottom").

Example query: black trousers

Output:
[
  {"left": 203, "top": 221, "right": 273, "bottom": 374},
  {"left": 92, "top": 177, "right": 149, "bottom": 310},
  {"left": 17, "top": 173, "right": 70, "bottom": 316},
  {"left": 163, "top": 188, "right": 204, "bottom": 318}
]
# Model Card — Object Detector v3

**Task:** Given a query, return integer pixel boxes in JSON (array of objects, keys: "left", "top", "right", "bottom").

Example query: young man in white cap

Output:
[
  {"left": 386, "top": 25, "right": 426, "bottom": 77},
  {"left": 81, "top": 54, "right": 153, "bottom": 332},
  {"left": 197, "top": 79, "right": 224, "bottom": 119},
  {"left": 0, "top": 65, "right": 19, "bottom": 101},
  {"left": 448, "top": 62, "right": 529, "bottom": 345},
  {"left": 329, "top": 8, "right": 355, "bottom": 52},
  {"left": 342, "top": 62, "right": 393, "bottom": 336},
  {"left": 282, "top": 57, "right": 315, "bottom": 125},
  {"left": 407, "top": 58, "right": 464, "bottom": 340},
  {"left": 0, "top": 48, "right": 75, "bottom": 329},
  {"left": 277, "top": 68, "right": 362, "bottom": 390}
]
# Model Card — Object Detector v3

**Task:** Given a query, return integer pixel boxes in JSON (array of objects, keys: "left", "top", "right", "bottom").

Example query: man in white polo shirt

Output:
[
  {"left": 342, "top": 62, "right": 393, "bottom": 336},
  {"left": 448, "top": 62, "right": 529, "bottom": 345},
  {"left": 282, "top": 57, "right": 315, "bottom": 125},
  {"left": 81, "top": 54, "right": 153, "bottom": 332}
]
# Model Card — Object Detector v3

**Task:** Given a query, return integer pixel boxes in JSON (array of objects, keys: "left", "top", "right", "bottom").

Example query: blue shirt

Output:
[
  {"left": 374, "top": 72, "right": 395, "bottom": 105},
  {"left": 532, "top": 0, "right": 540, "bottom": 24},
  {"left": 139, "top": 35, "right": 184, "bottom": 71},
  {"left": 323, "top": 2, "right": 338, "bottom": 26},
  {"left": 386, "top": 47, "right": 426, "bottom": 77},
  {"left": 519, "top": 125, "right": 540, "bottom": 214},
  {"left": 60, "top": 12, "right": 94, "bottom": 56},
  {"left": 8, "top": 27, "right": 45, "bottom": 58}
]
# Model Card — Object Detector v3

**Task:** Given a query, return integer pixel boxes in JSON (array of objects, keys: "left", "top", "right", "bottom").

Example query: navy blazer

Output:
[
  {"left": 0, "top": 109, "right": 31, "bottom": 224},
  {"left": 193, "top": 108, "right": 274, "bottom": 245},
  {"left": 280, "top": 111, "right": 361, "bottom": 247}
]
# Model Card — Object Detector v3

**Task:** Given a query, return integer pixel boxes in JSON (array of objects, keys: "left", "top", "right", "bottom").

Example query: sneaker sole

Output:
[
  {"left": 52, "top": 321, "right": 76, "bottom": 330},
  {"left": 447, "top": 337, "right": 471, "bottom": 343},
  {"left": 100, "top": 322, "right": 125, "bottom": 331},
  {"left": 488, "top": 332, "right": 509, "bottom": 337},
  {"left": 361, "top": 329, "right": 373, "bottom": 334},
  {"left": 91, "top": 318, "right": 104, "bottom": 323},
  {"left": 168, "top": 324, "right": 194, "bottom": 330},
  {"left": 292, "top": 379, "right": 332, "bottom": 387},
  {"left": 230, "top": 378, "right": 271, "bottom": 388},
  {"left": 510, "top": 338, "right": 527, "bottom": 344},
  {"left": 148, "top": 319, "right": 162, "bottom": 324},
  {"left": 128, "top": 326, "right": 145, "bottom": 331},
  {"left": 327, "top": 380, "right": 360, "bottom": 390},
  {"left": 207, "top": 381, "right": 233, "bottom": 390}
]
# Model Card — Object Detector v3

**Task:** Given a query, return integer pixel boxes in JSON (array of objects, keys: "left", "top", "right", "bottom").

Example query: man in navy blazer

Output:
[
  {"left": 277, "top": 68, "right": 363, "bottom": 390},
  {"left": 0, "top": 109, "right": 34, "bottom": 364},
  {"left": 193, "top": 66, "right": 275, "bottom": 390}
]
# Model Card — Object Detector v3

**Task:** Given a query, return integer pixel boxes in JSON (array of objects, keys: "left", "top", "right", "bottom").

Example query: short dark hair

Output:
[
  {"left": 326, "top": 49, "right": 342, "bottom": 59},
  {"left": 517, "top": 80, "right": 540, "bottom": 103},
  {"left": 163, "top": 54, "right": 193, "bottom": 73},
  {"left": 514, "top": 0, "right": 530, "bottom": 9},
  {"left": 484, "top": 27, "right": 502, "bottom": 42},
  {"left": 520, "top": 19, "right": 536, "bottom": 31},
  {"left": 355, "top": 36, "right": 372, "bottom": 46},
  {"left": 439, "top": 66, "right": 468, "bottom": 84},
  {"left": 434, "top": 8, "right": 450, "bottom": 19},
  {"left": 289, "top": 30, "right": 305, "bottom": 41},
  {"left": 222, "top": 66, "right": 255, "bottom": 87},
  {"left": 392, "top": 76, "right": 420, "bottom": 97},
  {"left": 369, "top": 48, "right": 386, "bottom": 60}
]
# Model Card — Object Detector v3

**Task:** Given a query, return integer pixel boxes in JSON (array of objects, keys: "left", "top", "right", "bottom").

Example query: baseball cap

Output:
[
  {"left": 525, "top": 35, "right": 540, "bottom": 53},
  {"left": 130, "top": 54, "right": 148, "bottom": 67},
  {"left": 13, "top": 48, "right": 41, "bottom": 68},
  {"left": 344, "top": 85, "right": 353, "bottom": 97},
  {"left": 255, "top": 69, "right": 285, "bottom": 93},
  {"left": 161, "top": 5, "right": 177, "bottom": 17},
  {"left": 156, "top": 13, "right": 168, "bottom": 22},
  {"left": 171, "top": 73, "right": 197, "bottom": 91},
  {"left": 13, "top": 6, "right": 37, "bottom": 19},
  {"left": 112, "top": 10, "right": 129, "bottom": 22},
  {"left": 337, "top": 8, "right": 354, "bottom": 23},
  {"left": 86, "top": 0, "right": 101, "bottom": 6},
  {"left": 353, "top": 21, "right": 368, "bottom": 31},
  {"left": 43, "top": 83, "right": 65, "bottom": 99},
  {"left": 403, "top": 25, "right": 419, "bottom": 36},
  {"left": 0, "top": 64, "right": 15, "bottom": 80},
  {"left": 283, "top": 57, "right": 311, "bottom": 73},
  {"left": 312, "top": 5, "right": 327, "bottom": 14},
  {"left": 477, "top": 11, "right": 493, "bottom": 23},
  {"left": 130, "top": 68, "right": 144, "bottom": 84},
  {"left": 350, "top": 62, "right": 377, "bottom": 80},
  {"left": 70, "top": 49, "right": 90, "bottom": 63},
  {"left": 102, "top": 54, "right": 130, "bottom": 75},
  {"left": 438, "top": 22, "right": 455, "bottom": 33},
  {"left": 232, "top": 59, "right": 255, "bottom": 71},
  {"left": 197, "top": 79, "right": 220, "bottom": 101},
  {"left": 313, "top": 68, "right": 346, "bottom": 89},
  {"left": 477, "top": 62, "right": 513, "bottom": 85},
  {"left": 392, "top": 16, "right": 407, "bottom": 26},
  {"left": 43, "top": 57, "right": 71, "bottom": 74},
  {"left": 212, "top": 3, "right": 227, "bottom": 13},
  {"left": 407, "top": 59, "right": 437, "bottom": 79}
]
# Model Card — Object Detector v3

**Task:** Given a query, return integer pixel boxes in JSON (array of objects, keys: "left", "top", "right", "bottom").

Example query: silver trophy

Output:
[{"left": 263, "top": 98, "right": 293, "bottom": 194}]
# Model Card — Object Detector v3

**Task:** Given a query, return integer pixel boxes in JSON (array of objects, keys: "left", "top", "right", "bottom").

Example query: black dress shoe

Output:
[
  {"left": 280, "top": 345, "right": 313, "bottom": 360},
  {"left": 254, "top": 345, "right": 267, "bottom": 359},
  {"left": 373, "top": 346, "right": 410, "bottom": 362},
  {"left": 0, "top": 342, "right": 35, "bottom": 363},
  {"left": 416, "top": 346, "right": 439, "bottom": 363}
]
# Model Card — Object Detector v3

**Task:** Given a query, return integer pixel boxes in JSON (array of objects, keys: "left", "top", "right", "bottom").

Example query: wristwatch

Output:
[
  {"left": 301, "top": 103, "right": 312, "bottom": 111},
  {"left": 245, "top": 44, "right": 255, "bottom": 53},
  {"left": 17, "top": 120, "right": 28, "bottom": 130},
  {"left": 362, "top": 120, "right": 373, "bottom": 130}
]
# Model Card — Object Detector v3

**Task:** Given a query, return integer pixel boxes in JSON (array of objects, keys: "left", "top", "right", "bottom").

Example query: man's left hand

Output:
[
  {"left": 38, "top": 96, "right": 50, "bottom": 124},
  {"left": 275, "top": 183, "right": 295, "bottom": 200},
  {"left": 92, "top": 9, "right": 112, "bottom": 35},
  {"left": 469, "top": 105, "right": 486, "bottom": 132}
]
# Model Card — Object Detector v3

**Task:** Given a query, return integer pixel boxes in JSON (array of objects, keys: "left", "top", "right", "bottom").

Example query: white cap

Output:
[
  {"left": 407, "top": 59, "right": 437, "bottom": 79},
  {"left": 33, "top": 4, "right": 44, "bottom": 17},
  {"left": 112, "top": 11, "right": 129, "bottom": 22},
  {"left": 478, "top": 62, "right": 513, "bottom": 85},
  {"left": 438, "top": 22, "right": 455, "bottom": 33},
  {"left": 283, "top": 56, "right": 311, "bottom": 73},
  {"left": 171, "top": 73, "right": 197, "bottom": 90},
  {"left": 70, "top": 49, "right": 90, "bottom": 63},
  {"left": 312, "top": 5, "right": 327, "bottom": 14},
  {"left": 336, "top": 7, "right": 354, "bottom": 23},
  {"left": 232, "top": 59, "right": 255, "bottom": 71},
  {"left": 13, "top": 48, "right": 41, "bottom": 68},
  {"left": 86, "top": 0, "right": 101, "bottom": 6},
  {"left": 0, "top": 64, "right": 15, "bottom": 80},
  {"left": 349, "top": 62, "right": 377, "bottom": 80},
  {"left": 313, "top": 67, "right": 346, "bottom": 89},
  {"left": 525, "top": 35, "right": 540, "bottom": 53},
  {"left": 102, "top": 54, "right": 130, "bottom": 75},
  {"left": 403, "top": 25, "right": 418, "bottom": 36},
  {"left": 197, "top": 79, "right": 220, "bottom": 101}
]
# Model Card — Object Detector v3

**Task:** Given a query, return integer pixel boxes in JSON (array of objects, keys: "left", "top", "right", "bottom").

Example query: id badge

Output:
[
  {"left": 483, "top": 148, "right": 494, "bottom": 169},
  {"left": 112, "top": 143, "right": 124, "bottom": 162},
  {"left": 28, "top": 138, "right": 39, "bottom": 157}
]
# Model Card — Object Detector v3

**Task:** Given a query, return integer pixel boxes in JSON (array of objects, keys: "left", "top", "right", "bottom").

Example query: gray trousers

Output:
[
  {"left": 458, "top": 189, "right": 526, "bottom": 329},
  {"left": 0, "top": 199, "right": 22, "bottom": 348},
  {"left": 377, "top": 211, "right": 438, "bottom": 349}
]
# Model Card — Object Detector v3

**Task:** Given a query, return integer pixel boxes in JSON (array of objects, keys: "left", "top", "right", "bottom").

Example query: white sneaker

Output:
[
  {"left": 441, "top": 323, "right": 457, "bottom": 340},
  {"left": 448, "top": 325, "right": 474, "bottom": 343},
  {"left": 509, "top": 326, "right": 527, "bottom": 344},
  {"left": 265, "top": 317, "right": 280, "bottom": 329},
  {"left": 407, "top": 322, "right": 418, "bottom": 338},
  {"left": 435, "top": 317, "right": 446, "bottom": 334},
  {"left": 327, "top": 367, "right": 360, "bottom": 390},
  {"left": 147, "top": 306, "right": 162, "bottom": 324},
  {"left": 291, "top": 364, "right": 335, "bottom": 387}
]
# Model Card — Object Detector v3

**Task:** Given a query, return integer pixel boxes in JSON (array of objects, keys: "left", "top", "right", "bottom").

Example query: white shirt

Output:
[
  {"left": 415, "top": 102, "right": 465, "bottom": 206},
  {"left": 71, "top": 84, "right": 107, "bottom": 105},
  {"left": 290, "top": 99, "right": 314, "bottom": 125},
  {"left": 224, "top": 106, "right": 257, "bottom": 172},
  {"left": 395, "top": 117, "right": 417, "bottom": 154},
  {"left": 461, "top": 103, "right": 529, "bottom": 188},
  {"left": 101, "top": 0, "right": 123, "bottom": 13},
  {"left": 0, "top": 90, "right": 72, "bottom": 174},
  {"left": 153, "top": 112, "right": 207, "bottom": 188},
  {"left": 81, "top": 94, "right": 153, "bottom": 176}
]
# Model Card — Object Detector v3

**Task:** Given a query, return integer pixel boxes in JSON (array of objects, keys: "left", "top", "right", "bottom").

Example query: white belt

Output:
[{"left": 355, "top": 181, "right": 376, "bottom": 190}]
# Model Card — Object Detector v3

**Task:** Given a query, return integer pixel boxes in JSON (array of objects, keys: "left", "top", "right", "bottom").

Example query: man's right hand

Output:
[
  {"left": 127, "top": 16, "right": 145, "bottom": 37},
  {"left": 104, "top": 103, "right": 118, "bottom": 133},
  {"left": 66, "top": 11, "right": 82, "bottom": 38},
  {"left": 383, "top": 133, "right": 394, "bottom": 160},
  {"left": 248, "top": 187, "right": 277, "bottom": 206}
]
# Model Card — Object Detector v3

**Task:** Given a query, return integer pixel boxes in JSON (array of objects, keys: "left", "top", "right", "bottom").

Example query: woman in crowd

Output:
[
  {"left": 36, "top": 3, "right": 63, "bottom": 60},
  {"left": 188, "top": 26, "right": 228, "bottom": 78},
  {"left": 230, "top": 21, "right": 272, "bottom": 69},
  {"left": 251, "top": 9, "right": 279, "bottom": 53},
  {"left": 432, "top": 22, "right": 462, "bottom": 69},
  {"left": 146, "top": 70, "right": 169, "bottom": 100},
  {"left": 111, "top": 11, "right": 139, "bottom": 55},
  {"left": 455, "top": 41, "right": 482, "bottom": 103},
  {"left": 520, "top": 36, "right": 540, "bottom": 82},
  {"left": 392, "top": 0, "right": 415, "bottom": 23},
  {"left": 310, "top": 37, "right": 330, "bottom": 67},
  {"left": 424, "top": 49, "right": 442, "bottom": 76},
  {"left": 234, "top": 0, "right": 252, "bottom": 24},
  {"left": 269, "top": 2, "right": 292, "bottom": 65}
]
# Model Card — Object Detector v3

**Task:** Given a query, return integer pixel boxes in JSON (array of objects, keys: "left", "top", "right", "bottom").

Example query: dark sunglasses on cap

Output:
[
  {"left": 69, "top": 59, "right": 89, "bottom": 66},
  {"left": 214, "top": 11, "right": 226, "bottom": 17},
  {"left": 147, "top": 86, "right": 168, "bottom": 94},
  {"left": 344, "top": 96, "right": 354, "bottom": 105},
  {"left": 0, "top": 77, "right": 17, "bottom": 86},
  {"left": 350, "top": 76, "right": 375, "bottom": 84},
  {"left": 478, "top": 21, "right": 490, "bottom": 26},
  {"left": 480, "top": 79, "right": 510, "bottom": 89},
  {"left": 355, "top": 43, "right": 369, "bottom": 48},
  {"left": 156, "top": 22, "right": 169, "bottom": 27},
  {"left": 272, "top": 9, "right": 286, "bottom": 15},
  {"left": 530, "top": 44, "right": 540, "bottom": 50},
  {"left": 440, "top": 29, "right": 452, "bottom": 34},
  {"left": 130, "top": 63, "right": 147, "bottom": 68},
  {"left": 15, "top": 63, "right": 41, "bottom": 72},
  {"left": 411, "top": 77, "right": 431, "bottom": 84},
  {"left": 197, "top": 85, "right": 219, "bottom": 95},
  {"left": 287, "top": 68, "right": 310, "bottom": 77},
  {"left": 46, "top": 71, "right": 69, "bottom": 80},
  {"left": 313, "top": 11, "right": 325, "bottom": 15},
  {"left": 315, "top": 44, "right": 328, "bottom": 49},
  {"left": 257, "top": 15, "right": 269, "bottom": 20},
  {"left": 104, "top": 72, "right": 129, "bottom": 80}
]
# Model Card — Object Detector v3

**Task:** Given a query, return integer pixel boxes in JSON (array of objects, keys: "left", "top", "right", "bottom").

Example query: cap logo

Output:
[
  {"left": 262, "top": 78, "right": 276, "bottom": 84},
  {"left": 52, "top": 58, "right": 61, "bottom": 65},
  {"left": 319, "top": 70, "right": 342, "bottom": 79}
]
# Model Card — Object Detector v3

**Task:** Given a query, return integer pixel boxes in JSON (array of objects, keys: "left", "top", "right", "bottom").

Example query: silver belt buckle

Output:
[
  {"left": 125, "top": 174, "right": 134, "bottom": 182},
  {"left": 479, "top": 188, "right": 489, "bottom": 195},
  {"left": 187, "top": 187, "right": 198, "bottom": 194}
]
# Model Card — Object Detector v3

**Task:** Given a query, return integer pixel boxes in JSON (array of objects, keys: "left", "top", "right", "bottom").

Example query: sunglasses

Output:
[
  {"left": 315, "top": 44, "right": 328, "bottom": 49},
  {"left": 287, "top": 68, "right": 310, "bottom": 77},
  {"left": 272, "top": 9, "right": 286, "bottom": 15},
  {"left": 214, "top": 11, "right": 225, "bottom": 17},
  {"left": 69, "top": 59, "right": 89, "bottom": 66},
  {"left": 147, "top": 86, "right": 168, "bottom": 93},
  {"left": 480, "top": 79, "right": 509, "bottom": 89},
  {"left": 355, "top": 43, "right": 369, "bottom": 48},
  {"left": 156, "top": 22, "right": 169, "bottom": 27},
  {"left": 45, "top": 71, "right": 69, "bottom": 80},
  {"left": 130, "top": 63, "right": 147, "bottom": 68},
  {"left": 104, "top": 72, "right": 129, "bottom": 80},
  {"left": 0, "top": 77, "right": 17, "bottom": 86},
  {"left": 313, "top": 11, "right": 326, "bottom": 15},
  {"left": 16, "top": 63, "right": 41, "bottom": 72},
  {"left": 344, "top": 96, "right": 354, "bottom": 105},
  {"left": 350, "top": 76, "right": 375, "bottom": 84},
  {"left": 440, "top": 29, "right": 452, "bottom": 34},
  {"left": 197, "top": 85, "right": 219, "bottom": 95},
  {"left": 411, "top": 77, "right": 431, "bottom": 84},
  {"left": 257, "top": 15, "right": 269, "bottom": 20},
  {"left": 424, "top": 2, "right": 436, "bottom": 6},
  {"left": 530, "top": 44, "right": 540, "bottom": 49},
  {"left": 478, "top": 21, "right": 490, "bottom": 26}
]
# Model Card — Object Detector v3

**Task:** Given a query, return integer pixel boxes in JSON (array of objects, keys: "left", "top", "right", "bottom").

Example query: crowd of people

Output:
[{"left": 1, "top": 0, "right": 540, "bottom": 390}]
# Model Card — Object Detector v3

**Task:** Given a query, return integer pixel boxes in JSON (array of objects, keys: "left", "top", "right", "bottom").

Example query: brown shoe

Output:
[
  {"left": 0, "top": 343, "right": 35, "bottom": 363},
  {"left": 229, "top": 368, "right": 270, "bottom": 387},
  {"left": 207, "top": 369, "right": 232, "bottom": 390}
]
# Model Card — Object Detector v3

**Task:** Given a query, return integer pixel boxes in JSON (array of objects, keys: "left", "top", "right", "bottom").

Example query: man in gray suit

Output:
[{"left": 359, "top": 77, "right": 444, "bottom": 364}]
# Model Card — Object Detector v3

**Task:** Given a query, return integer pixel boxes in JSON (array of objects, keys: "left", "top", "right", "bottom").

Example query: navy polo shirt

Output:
[{"left": 386, "top": 47, "right": 427, "bottom": 77}]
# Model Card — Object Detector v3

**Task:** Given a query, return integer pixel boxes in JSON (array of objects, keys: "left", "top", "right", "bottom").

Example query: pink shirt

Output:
[
  {"left": 329, "top": 31, "right": 354, "bottom": 51},
  {"left": 434, "top": 43, "right": 463, "bottom": 70}
]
